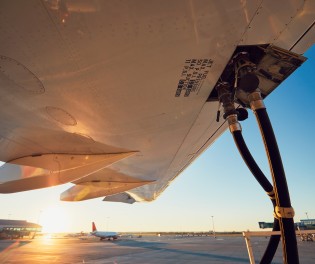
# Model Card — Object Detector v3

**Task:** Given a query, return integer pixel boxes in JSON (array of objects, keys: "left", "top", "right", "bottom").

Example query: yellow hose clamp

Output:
[{"left": 275, "top": 206, "right": 295, "bottom": 219}]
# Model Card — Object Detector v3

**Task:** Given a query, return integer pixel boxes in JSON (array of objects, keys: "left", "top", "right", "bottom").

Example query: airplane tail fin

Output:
[{"left": 92, "top": 222, "right": 97, "bottom": 232}]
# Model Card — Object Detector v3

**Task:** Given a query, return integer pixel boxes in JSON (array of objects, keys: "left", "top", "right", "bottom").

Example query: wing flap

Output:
[
  {"left": 103, "top": 193, "right": 136, "bottom": 204},
  {"left": 60, "top": 171, "right": 154, "bottom": 201},
  {"left": 0, "top": 152, "right": 136, "bottom": 193},
  {"left": 9, "top": 152, "right": 136, "bottom": 171}
]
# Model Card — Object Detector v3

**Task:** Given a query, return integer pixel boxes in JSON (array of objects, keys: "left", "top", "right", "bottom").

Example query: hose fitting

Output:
[
  {"left": 227, "top": 114, "right": 241, "bottom": 132},
  {"left": 248, "top": 91, "right": 265, "bottom": 110},
  {"left": 216, "top": 82, "right": 237, "bottom": 118}
]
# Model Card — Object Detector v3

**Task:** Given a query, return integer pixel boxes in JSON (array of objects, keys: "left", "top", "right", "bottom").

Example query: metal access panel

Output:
[{"left": 208, "top": 44, "right": 306, "bottom": 107}]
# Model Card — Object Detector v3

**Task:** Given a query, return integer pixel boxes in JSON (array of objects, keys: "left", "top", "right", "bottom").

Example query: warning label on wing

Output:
[{"left": 175, "top": 59, "right": 213, "bottom": 97}]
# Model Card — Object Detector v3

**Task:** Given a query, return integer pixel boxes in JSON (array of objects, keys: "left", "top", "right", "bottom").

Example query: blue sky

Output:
[{"left": 1, "top": 45, "right": 314, "bottom": 233}]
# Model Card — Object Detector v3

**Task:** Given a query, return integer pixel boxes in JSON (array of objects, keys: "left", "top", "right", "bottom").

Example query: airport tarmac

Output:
[{"left": 0, "top": 235, "right": 314, "bottom": 263}]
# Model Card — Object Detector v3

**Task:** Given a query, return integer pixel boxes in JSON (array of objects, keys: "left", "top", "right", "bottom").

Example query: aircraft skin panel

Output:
[
  {"left": 238, "top": 0, "right": 305, "bottom": 46},
  {"left": 289, "top": 22, "right": 315, "bottom": 54},
  {"left": 128, "top": 103, "right": 229, "bottom": 201},
  {"left": 0, "top": 1, "right": 314, "bottom": 201},
  {"left": 240, "top": 0, "right": 315, "bottom": 54}
]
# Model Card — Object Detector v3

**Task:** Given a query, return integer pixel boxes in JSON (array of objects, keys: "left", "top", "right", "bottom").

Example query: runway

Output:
[{"left": 0, "top": 235, "right": 314, "bottom": 263}]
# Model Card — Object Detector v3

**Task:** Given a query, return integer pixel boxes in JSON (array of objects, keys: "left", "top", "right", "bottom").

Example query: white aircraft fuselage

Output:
[{"left": 91, "top": 222, "right": 118, "bottom": 240}]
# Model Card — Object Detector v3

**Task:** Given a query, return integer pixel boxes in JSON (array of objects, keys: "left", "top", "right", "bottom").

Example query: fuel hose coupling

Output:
[
  {"left": 248, "top": 90, "right": 266, "bottom": 111},
  {"left": 216, "top": 82, "right": 238, "bottom": 117},
  {"left": 227, "top": 114, "right": 241, "bottom": 133},
  {"left": 216, "top": 82, "right": 242, "bottom": 131}
]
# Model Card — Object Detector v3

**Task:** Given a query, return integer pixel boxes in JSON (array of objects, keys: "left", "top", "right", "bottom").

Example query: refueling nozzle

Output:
[
  {"left": 215, "top": 82, "right": 248, "bottom": 131},
  {"left": 232, "top": 52, "right": 260, "bottom": 92},
  {"left": 216, "top": 82, "right": 237, "bottom": 119}
]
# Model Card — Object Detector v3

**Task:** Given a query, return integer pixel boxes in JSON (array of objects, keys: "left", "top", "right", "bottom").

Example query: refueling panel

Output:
[{"left": 207, "top": 44, "right": 306, "bottom": 107}]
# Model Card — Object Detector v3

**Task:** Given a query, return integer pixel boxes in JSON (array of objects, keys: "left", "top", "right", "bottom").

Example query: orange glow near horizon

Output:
[{"left": 39, "top": 205, "right": 70, "bottom": 233}]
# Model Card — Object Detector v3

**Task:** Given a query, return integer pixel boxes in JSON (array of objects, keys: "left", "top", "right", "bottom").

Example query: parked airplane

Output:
[{"left": 91, "top": 222, "right": 118, "bottom": 241}]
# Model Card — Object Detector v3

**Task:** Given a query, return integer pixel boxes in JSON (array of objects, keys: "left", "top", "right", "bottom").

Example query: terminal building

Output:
[
  {"left": 259, "top": 219, "right": 315, "bottom": 230},
  {"left": 296, "top": 219, "right": 315, "bottom": 230},
  {"left": 0, "top": 219, "right": 42, "bottom": 239}
]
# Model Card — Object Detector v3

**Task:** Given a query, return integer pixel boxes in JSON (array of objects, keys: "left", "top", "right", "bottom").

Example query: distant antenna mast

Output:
[
  {"left": 211, "top": 216, "right": 216, "bottom": 238},
  {"left": 305, "top": 212, "right": 309, "bottom": 220}
]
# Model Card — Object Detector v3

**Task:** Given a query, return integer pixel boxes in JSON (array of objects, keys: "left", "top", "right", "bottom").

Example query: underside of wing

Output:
[{"left": 0, "top": 0, "right": 314, "bottom": 202}]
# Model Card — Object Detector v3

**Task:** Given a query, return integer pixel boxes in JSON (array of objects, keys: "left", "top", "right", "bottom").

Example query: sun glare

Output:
[{"left": 39, "top": 205, "right": 70, "bottom": 233}]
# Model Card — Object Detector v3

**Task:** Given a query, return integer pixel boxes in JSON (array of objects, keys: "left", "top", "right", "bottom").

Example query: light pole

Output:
[
  {"left": 211, "top": 216, "right": 216, "bottom": 238},
  {"left": 305, "top": 212, "right": 309, "bottom": 220}
]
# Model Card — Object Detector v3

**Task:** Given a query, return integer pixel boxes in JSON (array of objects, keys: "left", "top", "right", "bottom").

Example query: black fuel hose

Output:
[
  {"left": 260, "top": 200, "right": 280, "bottom": 264},
  {"left": 232, "top": 131, "right": 273, "bottom": 192},
  {"left": 231, "top": 130, "right": 280, "bottom": 264},
  {"left": 254, "top": 108, "right": 299, "bottom": 264}
]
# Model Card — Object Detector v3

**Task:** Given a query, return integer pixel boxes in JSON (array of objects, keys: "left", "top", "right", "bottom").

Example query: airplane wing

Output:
[{"left": 0, "top": 1, "right": 314, "bottom": 202}]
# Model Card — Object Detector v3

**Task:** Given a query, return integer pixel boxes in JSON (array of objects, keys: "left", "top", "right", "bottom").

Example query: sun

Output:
[{"left": 39, "top": 205, "right": 70, "bottom": 233}]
